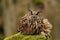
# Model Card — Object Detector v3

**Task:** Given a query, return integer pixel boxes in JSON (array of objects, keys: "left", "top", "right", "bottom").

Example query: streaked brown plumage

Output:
[{"left": 17, "top": 10, "right": 52, "bottom": 37}]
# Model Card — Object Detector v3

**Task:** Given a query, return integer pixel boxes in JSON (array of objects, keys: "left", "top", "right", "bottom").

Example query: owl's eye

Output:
[{"left": 36, "top": 12, "right": 40, "bottom": 15}]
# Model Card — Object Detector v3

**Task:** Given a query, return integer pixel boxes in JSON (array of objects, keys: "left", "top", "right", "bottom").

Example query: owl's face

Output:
[{"left": 29, "top": 10, "right": 41, "bottom": 20}]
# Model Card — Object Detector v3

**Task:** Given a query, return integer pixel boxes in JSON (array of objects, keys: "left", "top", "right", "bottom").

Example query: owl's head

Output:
[{"left": 28, "top": 9, "right": 43, "bottom": 20}]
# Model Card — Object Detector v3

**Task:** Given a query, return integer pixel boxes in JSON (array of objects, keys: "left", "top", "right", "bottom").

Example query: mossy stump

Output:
[{"left": 4, "top": 33, "right": 47, "bottom": 40}]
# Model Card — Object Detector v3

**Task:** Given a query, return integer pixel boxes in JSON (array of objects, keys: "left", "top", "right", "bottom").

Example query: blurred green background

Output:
[{"left": 0, "top": 0, "right": 60, "bottom": 40}]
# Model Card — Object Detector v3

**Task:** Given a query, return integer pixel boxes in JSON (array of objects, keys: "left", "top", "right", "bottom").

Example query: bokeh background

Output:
[{"left": 0, "top": 0, "right": 60, "bottom": 40}]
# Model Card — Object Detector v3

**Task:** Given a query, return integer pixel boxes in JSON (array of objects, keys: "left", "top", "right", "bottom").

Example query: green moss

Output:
[
  {"left": 33, "top": 0, "right": 45, "bottom": 5},
  {"left": 4, "top": 33, "right": 47, "bottom": 40},
  {"left": 22, "top": 35, "right": 46, "bottom": 40}
]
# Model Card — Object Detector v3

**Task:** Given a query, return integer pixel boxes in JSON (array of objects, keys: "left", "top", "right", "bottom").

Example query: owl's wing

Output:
[
  {"left": 17, "top": 17, "right": 27, "bottom": 32},
  {"left": 43, "top": 19, "right": 52, "bottom": 29}
]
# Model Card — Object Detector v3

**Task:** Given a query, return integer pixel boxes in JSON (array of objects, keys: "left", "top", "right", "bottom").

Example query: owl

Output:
[{"left": 17, "top": 9, "right": 52, "bottom": 37}]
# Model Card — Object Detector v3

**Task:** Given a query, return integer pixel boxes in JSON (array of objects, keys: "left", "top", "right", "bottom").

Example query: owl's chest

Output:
[
  {"left": 22, "top": 18, "right": 44, "bottom": 29},
  {"left": 19, "top": 18, "right": 45, "bottom": 34}
]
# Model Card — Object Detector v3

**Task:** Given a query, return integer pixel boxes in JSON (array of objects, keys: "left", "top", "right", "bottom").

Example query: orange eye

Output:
[{"left": 36, "top": 12, "right": 39, "bottom": 15}]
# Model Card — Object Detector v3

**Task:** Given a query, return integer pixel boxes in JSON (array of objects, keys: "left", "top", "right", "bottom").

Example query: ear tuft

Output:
[{"left": 29, "top": 9, "right": 33, "bottom": 15}]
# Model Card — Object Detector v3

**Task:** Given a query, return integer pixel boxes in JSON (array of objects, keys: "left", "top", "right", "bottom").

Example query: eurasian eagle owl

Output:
[{"left": 18, "top": 9, "right": 52, "bottom": 37}]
